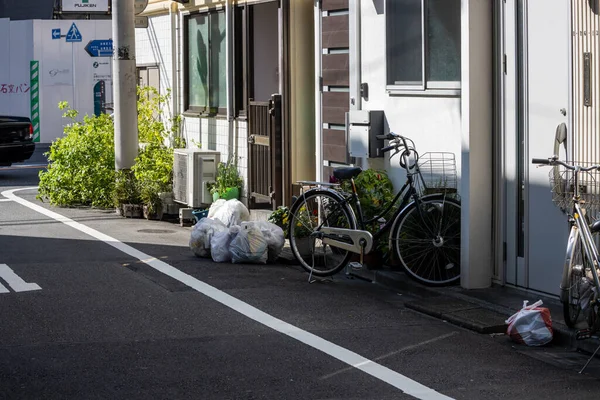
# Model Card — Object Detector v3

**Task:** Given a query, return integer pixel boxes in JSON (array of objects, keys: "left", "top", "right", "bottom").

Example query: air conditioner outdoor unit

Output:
[{"left": 173, "top": 149, "right": 220, "bottom": 208}]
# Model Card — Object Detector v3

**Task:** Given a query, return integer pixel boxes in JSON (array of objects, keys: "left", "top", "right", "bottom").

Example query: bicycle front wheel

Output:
[
  {"left": 392, "top": 195, "right": 461, "bottom": 286},
  {"left": 562, "top": 226, "right": 584, "bottom": 328},
  {"left": 288, "top": 190, "right": 356, "bottom": 277}
]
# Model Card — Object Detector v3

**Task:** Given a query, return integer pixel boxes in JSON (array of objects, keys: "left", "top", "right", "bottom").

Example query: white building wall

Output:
[
  {"left": 136, "top": 14, "right": 173, "bottom": 120},
  {"left": 136, "top": 9, "right": 249, "bottom": 202},
  {"left": 359, "top": 2, "right": 462, "bottom": 190}
]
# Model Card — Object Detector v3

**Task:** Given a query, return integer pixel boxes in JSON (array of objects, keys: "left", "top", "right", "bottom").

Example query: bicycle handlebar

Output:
[{"left": 532, "top": 156, "right": 600, "bottom": 172}]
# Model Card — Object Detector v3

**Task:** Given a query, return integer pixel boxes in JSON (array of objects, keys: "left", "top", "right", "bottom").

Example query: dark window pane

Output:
[
  {"left": 188, "top": 14, "right": 209, "bottom": 108},
  {"left": 210, "top": 11, "right": 227, "bottom": 110},
  {"left": 427, "top": 0, "right": 461, "bottom": 82},
  {"left": 386, "top": 0, "right": 423, "bottom": 85}
]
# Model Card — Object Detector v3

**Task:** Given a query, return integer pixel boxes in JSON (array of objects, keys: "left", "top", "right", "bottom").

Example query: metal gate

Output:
[{"left": 248, "top": 94, "right": 282, "bottom": 209}]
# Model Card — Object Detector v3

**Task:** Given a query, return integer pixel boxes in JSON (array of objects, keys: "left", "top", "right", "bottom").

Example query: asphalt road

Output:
[{"left": 1, "top": 157, "right": 600, "bottom": 399}]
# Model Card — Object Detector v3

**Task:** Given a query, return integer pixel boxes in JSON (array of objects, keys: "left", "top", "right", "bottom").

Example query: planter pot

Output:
[
  {"left": 122, "top": 204, "right": 143, "bottom": 218},
  {"left": 350, "top": 251, "right": 385, "bottom": 270},
  {"left": 143, "top": 205, "right": 164, "bottom": 220},
  {"left": 213, "top": 187, "right": 240, "bottom": 202}
]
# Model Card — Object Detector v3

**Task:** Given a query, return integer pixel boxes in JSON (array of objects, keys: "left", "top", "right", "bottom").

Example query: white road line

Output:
[
  {"left": 0, "top": 264, "right": 41, "bottom": 292},
  {"left": 2, "top": 187, "right": 453, "bottom": 400},
  {"left": 0, "top": 199, "right": 12, "bottom": 202},
  {"left": 0, "top": 281, "right": 9, "bottom": 293}
]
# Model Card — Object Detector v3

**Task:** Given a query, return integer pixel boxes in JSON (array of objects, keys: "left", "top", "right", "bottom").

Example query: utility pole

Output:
[{"left": 112, "top": 0, "right": 138, "bottom": 170}]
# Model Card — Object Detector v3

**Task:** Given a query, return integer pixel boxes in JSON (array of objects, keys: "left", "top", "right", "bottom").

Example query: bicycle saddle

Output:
[
  {"left": 333, "top": 167, "right": 362, "bottom": 180},
  {"left": 591, "top": 219, "right": 600, "bottom": 234}
]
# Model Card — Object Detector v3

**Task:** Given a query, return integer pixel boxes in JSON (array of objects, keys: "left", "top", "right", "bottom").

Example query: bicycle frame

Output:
[
  {"left": 311, "top": 157, "right": 428, "bottom": 255},
  {"left": 570, "top": 169, "right": 600, "bottom": 291}
]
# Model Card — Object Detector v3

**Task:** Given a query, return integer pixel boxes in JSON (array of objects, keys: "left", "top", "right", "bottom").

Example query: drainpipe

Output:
[
  {"left": 315, "top": 0, "right": 322, "bottom": 183},
  {"left": 226, "top": 0, "right": 235, "bottom": 161},
  {"left": 170, "top": 1, "right": 179, "bottom": 122}
]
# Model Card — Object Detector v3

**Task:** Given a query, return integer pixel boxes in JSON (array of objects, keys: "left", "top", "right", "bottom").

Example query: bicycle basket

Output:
[
  {"left": 417, "top": 152, "right": 458, "bottom": 196},
  {"left": 549, "top": 162, "right": 600, "bottom": 216}
]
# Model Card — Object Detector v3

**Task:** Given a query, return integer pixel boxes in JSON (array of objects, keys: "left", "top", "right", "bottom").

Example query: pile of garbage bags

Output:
[{"left": 189, "top": 199, "right": 285, "bottom": 264}]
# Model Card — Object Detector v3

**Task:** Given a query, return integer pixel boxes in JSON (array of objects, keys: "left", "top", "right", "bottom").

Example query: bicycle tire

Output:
[
  {"left": 392, "top": 195, "right": 461, "bottom": 286},
  {"left": 562, "top": 226, "right": 583, "bottom": 328},
  {"left": 288, "top": 189, "right": 357, "bottom": 277}
]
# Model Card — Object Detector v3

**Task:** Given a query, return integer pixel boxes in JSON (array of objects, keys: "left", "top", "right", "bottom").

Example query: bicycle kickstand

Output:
[{"left": 580, "top": 342, "right": 600, "bottom": 374}]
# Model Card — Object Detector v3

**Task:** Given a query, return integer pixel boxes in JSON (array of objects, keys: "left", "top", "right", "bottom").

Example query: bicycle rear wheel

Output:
[
  {"left": 562, "top": 226, "right": 584, "bottom": 328},
  {"left": 288, "top": 190, "right": 356, "bottom": 277},
  {"left": 392, "top": 195, "right": 461, "bottom": 286}
]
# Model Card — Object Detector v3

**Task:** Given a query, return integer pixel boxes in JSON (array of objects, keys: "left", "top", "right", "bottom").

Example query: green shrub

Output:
[
  {"left": 38, "top": 87, "right": 181, "bottom": 209},
  {"left": 339, "top": 169, "right": 396, "bottom": 255},
  {"left": 37, "top": 103, "right": 116, "bottom": 207}
]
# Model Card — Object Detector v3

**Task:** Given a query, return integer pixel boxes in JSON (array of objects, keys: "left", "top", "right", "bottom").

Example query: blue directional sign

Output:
[
  {"left": 52, "top": 29, "right": 61, "bottom": 40},
  {"left": 65, "top": 23, "right": 82, "bottom": 43},
  {"left": 84, "top": 40, "right": 113, "bottom": 57}
]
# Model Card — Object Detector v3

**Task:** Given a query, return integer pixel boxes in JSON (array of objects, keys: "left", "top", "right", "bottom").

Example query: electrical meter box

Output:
[{"left": 347, "top": 110, "right": 384, "bottom": 158}]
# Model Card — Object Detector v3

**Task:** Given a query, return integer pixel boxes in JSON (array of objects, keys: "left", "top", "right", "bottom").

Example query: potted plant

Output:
[
  {"left": 338, "top": 169, "right": 396, "bottom": 268},
  {"left": 113, "top": 170, "right": 143, "bottom": 218},
  {"left": 210, "top": 158, "right": 243, "bottom": 201}
]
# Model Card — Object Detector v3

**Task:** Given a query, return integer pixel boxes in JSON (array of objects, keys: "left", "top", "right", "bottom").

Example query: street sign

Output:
[
  {"left": 84, "top": 39, "right": 113, "bottom": 57},
  {"left": 134, "top": 0, "right": 149, "bottom": 15},
  {"left": 52, "top": 28, "right": 61, "bottom": 40},
  {"left": 66, "top": 22, "right": 82, "bottom": 42},
  {"left": 135, "top": 16, "right": 149, "bottom": 29}
]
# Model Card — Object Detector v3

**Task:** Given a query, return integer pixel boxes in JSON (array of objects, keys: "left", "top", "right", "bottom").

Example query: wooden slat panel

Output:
[
  {"left": 322, "top": 15, "right": 349, "bottom": 32},
  {"left": 322, "top": 0, "right": 348, "bottom": 11},
  {"left": 323, "top": 144, "right": 347, "bottom": 163},
  {"left": 322, "top": 92, "right": 349, "bottom": 124},
  {"left": 323, "top": 129, "right": 346, "bottom": 146},
  {"left": 322, "top": 15, "right": 349, "bottom": 48},
  {"left": 322, "top": 91, "right": 349, "bottom": 107},
  {"left": 323, "top": 107, "right": 347, "bottom": 125},
  {"left": 322, "top": 54, "right": 349, "bottom": 86}
]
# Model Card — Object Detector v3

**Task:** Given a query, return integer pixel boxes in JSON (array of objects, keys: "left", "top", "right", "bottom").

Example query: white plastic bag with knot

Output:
[
  {"left": 243, "top": 221, "right": 285, "bottom": 263},
  {"left": 210, "top": 199, "right": 250, "bottom": 227},
  {"left": 230, "top": 223, "right": 268, "bottom": 264},
  {"left": 210, "top": 225, "right": 241, "bottom": 263},
  {"left": 505, "top": 300, "right": 553, "bottom": 346},
  {"left": 189, "top": 217, "right": 228, "bottom": 258}
]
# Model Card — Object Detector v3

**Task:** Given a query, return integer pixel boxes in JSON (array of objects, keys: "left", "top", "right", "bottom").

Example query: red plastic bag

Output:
[{"left": 505, "top": 300, "right": 553, "bottom": 346}]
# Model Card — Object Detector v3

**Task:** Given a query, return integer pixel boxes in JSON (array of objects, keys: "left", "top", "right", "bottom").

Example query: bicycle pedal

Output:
[
  {"left": 347, "top": 262, "right": 364, "bottom": 271},
  {"left": 577, "top": 328, "right": 592, "bottom": 340}
]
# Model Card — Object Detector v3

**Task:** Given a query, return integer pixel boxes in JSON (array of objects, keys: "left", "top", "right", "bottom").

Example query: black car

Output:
[{"left": 0, "top": 116, "right": 36, "bottom": 167}]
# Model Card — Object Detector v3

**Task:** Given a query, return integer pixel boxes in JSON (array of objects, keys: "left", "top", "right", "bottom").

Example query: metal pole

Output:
[{"left": 112, "top": 0, "right": 138, "bottom": 170}]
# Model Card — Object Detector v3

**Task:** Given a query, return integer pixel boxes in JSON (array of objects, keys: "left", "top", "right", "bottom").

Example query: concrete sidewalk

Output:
[{"left": 279, "top": 243, "right": 600, "bottom": 355}]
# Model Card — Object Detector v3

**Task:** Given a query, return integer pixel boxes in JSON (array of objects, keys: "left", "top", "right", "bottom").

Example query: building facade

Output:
[{"left": 139, "top": 0, "right": 592, "bottom": 296}]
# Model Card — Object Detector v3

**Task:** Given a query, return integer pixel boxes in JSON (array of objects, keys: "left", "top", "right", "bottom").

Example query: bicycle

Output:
[
  {"left": 532, "top": 156, "right": 600, "bottom": 338},
  {"left": 287, "top": 132, "right": 461, "bottom": 286}
]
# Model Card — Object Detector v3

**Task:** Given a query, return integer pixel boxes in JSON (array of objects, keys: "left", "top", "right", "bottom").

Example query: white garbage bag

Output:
[
  {"left": 189, "top": 217, "right": 227, "bottom": 258},
  {"left": 208, "top": 199, "right": 227, "bottom": 219},
  {"left": 210, "top": 199, "right": 250, "bottom": 227},
  {"left": 244, "top": 221, "right": 285, "bottom": 263},
  {"left": 230, "top": 223, "right": 268, "bottom": 264},
  {"left": 210, "top": 225, "right": 240, "bottom": 263}
]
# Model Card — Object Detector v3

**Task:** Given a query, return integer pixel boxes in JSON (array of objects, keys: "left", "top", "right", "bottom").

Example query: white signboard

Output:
[{"left": 62, "top": 0, "right": 109, "bottom": 12}]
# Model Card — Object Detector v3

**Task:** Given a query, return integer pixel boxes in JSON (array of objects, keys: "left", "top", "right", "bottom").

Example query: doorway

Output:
[
  {"left": 245, "top": 0, "right": 284, "bottom": 209},
  {"left": 499, "top": 0, "right": 570, "bottom": 295}
]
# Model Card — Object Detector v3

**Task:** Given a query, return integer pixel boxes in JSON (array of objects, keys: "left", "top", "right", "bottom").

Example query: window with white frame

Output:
[
  {"left": 386, "top": 0, "right": 461, "bottom": 90},
  {"left": 185, "top": 10, "right": 227, "bottom": 114}
]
